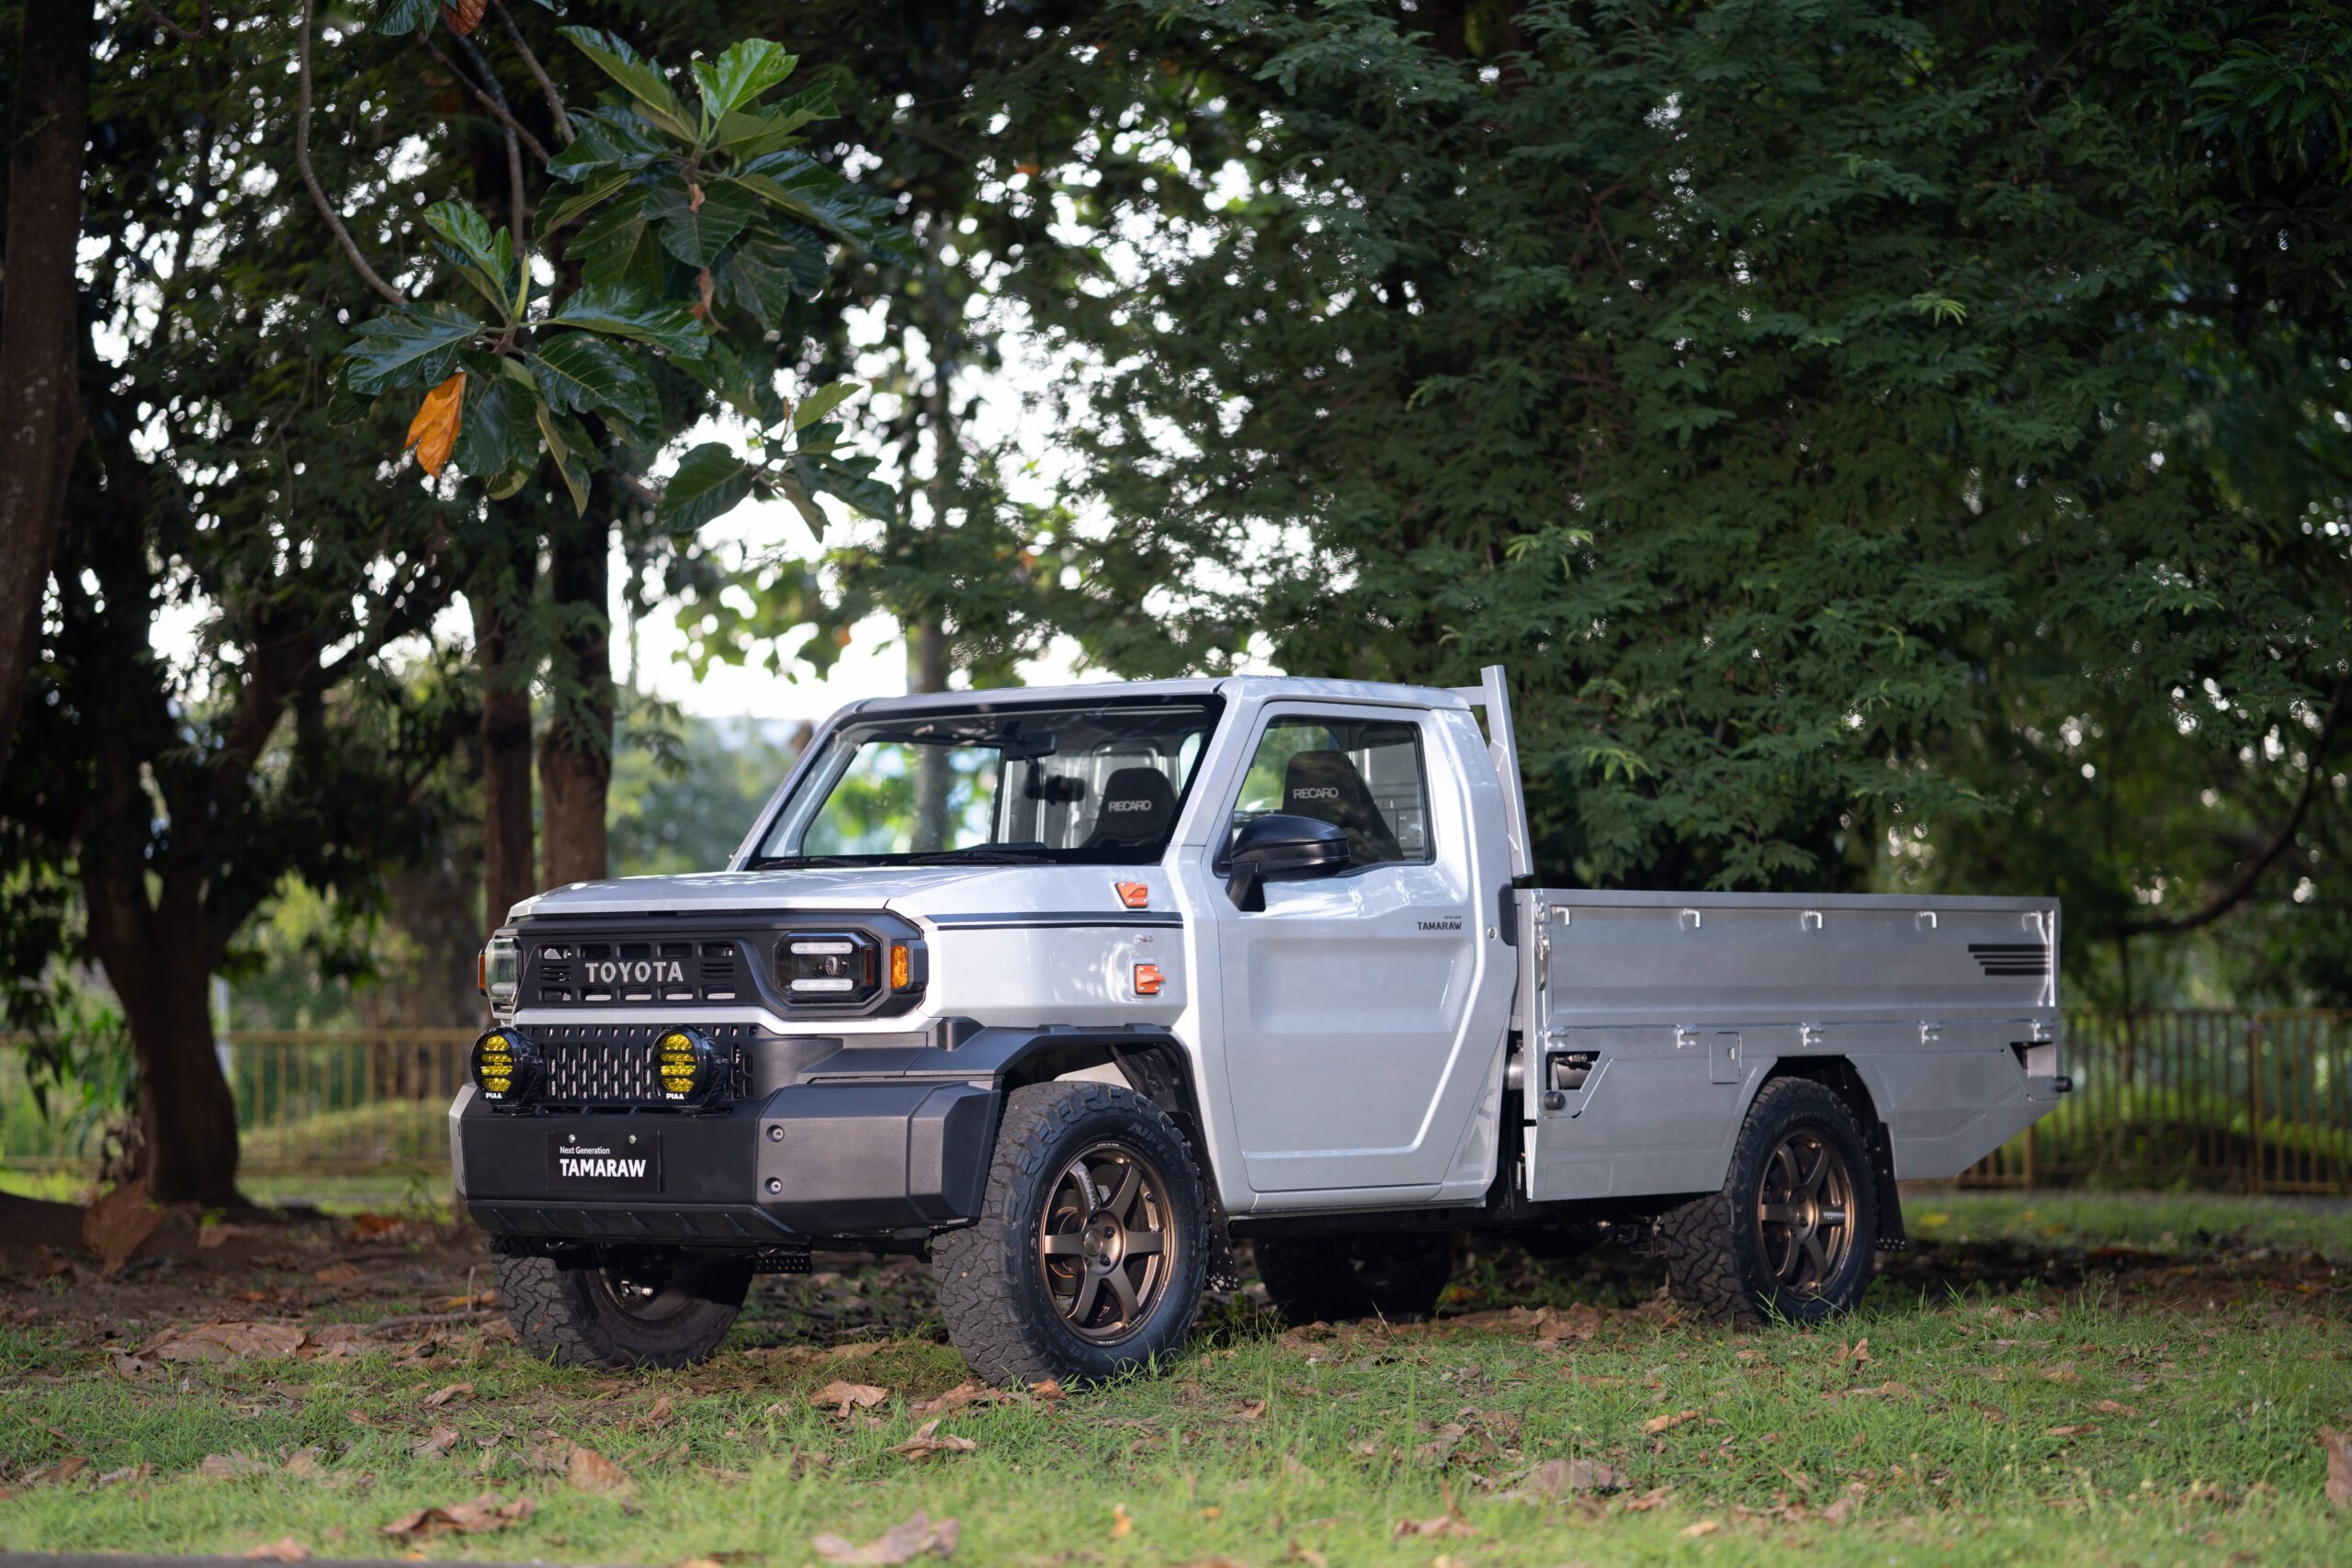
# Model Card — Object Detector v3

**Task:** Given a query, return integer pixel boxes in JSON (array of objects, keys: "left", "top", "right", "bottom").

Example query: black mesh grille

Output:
[{"left": 534, "top": 1022, "right": 751, "bottom": 1109}]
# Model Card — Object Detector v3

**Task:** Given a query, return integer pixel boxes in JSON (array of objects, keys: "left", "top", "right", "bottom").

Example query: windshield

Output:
[{"left": 752, "top": 696, "right": 1223, "bottom": 866}]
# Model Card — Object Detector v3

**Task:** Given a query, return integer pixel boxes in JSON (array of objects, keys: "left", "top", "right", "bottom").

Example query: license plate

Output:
[{"left": 547, "top": 1131, "right": 662, "bottom": 1190}]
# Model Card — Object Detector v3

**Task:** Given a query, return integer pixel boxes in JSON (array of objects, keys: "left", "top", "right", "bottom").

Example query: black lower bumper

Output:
[{"left": 458, "top": 1080, "right": 999, "bottom": 1247}]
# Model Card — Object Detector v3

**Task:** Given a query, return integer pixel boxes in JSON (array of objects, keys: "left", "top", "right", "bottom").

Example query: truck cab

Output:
[{"left": 456, "top": 670, "right": 2062, "bottom": 1382}]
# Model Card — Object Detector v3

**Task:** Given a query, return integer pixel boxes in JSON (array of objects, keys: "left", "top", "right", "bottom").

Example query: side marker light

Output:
[{"left": 1134, "top": 963, "right": 1164, "bottom": 997}]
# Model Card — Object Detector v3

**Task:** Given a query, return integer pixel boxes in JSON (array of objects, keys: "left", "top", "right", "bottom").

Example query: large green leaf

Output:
[
  {"left": 793, "top": 379, "right": 864, "bottom": 432},
  {"left": 559, "top": 26, "right": 695, "bottom": 141},
  {"left": 713, "top": 212, "right": 827, "bottom": 327},
  {"left": 716, "top": 83, "right": 836, "bottom": 161},
  {"left": 540, "top": 172, "right": 636, "bottom": 239},
  {"left": 452, "top": 359, "right": 536, "bottom": 479},
  {"left": 527, "top": 333, "right": 634, "bottom": 413},
  {"left": 793, "top": 449, "right": 894, "bottom": 521},
  {"left": 646, "top": 178, "right": 763, "bottom": 268},
  {"left": 568, "top": 200, "right": 668, "bottom": 294},
  {"left": 547, "top": 284, "right": 707, "bottom": 358},
  {"left": 341, "top": 303, "right": 483, "bottom": 396},
  {"left": 532, "top": 400, "right": 594, "bottom": 515},
  {"left": 691, "top": 39, "right": 796, "bottom": 127},
  {"left": 547, "top": 108, "right": 669, "bottom": 183},
  {"left": 661, "top": 442, "right": 754, "bottom": 530},
  {"left": 376, "top": 0, "right": 436, "bottom": 34},
  {"left": 707, "top": 337, "right": 786, "bottom": 428},
  {"left": 423, "top": 201, "right": 523, "bottom": 321},
  {"left": 728, "top": 152, "right": 902, "bottom": 254}
]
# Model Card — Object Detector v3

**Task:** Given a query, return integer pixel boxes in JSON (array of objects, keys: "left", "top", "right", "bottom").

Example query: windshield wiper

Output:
[
  {"left": 896, "top": 844, "right": 1051, "bottom": 865},
  {"left": 745, "top": 854, "right": 878, "bottom": 870}
]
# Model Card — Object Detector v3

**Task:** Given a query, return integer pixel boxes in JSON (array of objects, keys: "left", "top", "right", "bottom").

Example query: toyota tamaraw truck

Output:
[{"left": 454, "top": 670, "right": 2064, "bottom": 1382}]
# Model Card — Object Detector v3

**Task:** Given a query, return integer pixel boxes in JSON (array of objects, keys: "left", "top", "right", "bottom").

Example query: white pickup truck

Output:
[{"left": 454, "top": 669, "right": 2064, "bottom": 1382}]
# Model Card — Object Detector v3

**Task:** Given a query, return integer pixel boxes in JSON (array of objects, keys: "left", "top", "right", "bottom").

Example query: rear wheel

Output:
[
  {"left": 933, "top": 1080, "right": 1208, "bottom": 1385},
  {"left": 1252, "top": 1232, "right": 1453, "bottom": 1325},
  {"left": 1656, "top": 1077, "right": 1877, "bottom": 1326},
  {"left": 493, "top": 1240, "right": 750, "bottom": 1369}
]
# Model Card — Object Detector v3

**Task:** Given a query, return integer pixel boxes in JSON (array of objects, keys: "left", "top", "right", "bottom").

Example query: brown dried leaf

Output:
[
  {"left": 242, "top": 1539, "right": 311, "bottom": 1561},
  {"left": 1110, "top": 1504, "right": 1133, "bottom": 1539},
  {"left": 439, "top": 0, "right": 486, "bottom": 36},
  {"left": 23, "top": 1456, "right": 90, "bottom": 1487},
  {"left": 148, "top": 1322, "right": 309, "bottom": 1365},
  {"left": 2045, "top": 1423, "right": 2098, "bottom": 1438},
  {"left": 1235, "top": 1399, "right": 1268, "bottom": 1421},
  {"left": 890, "top": 1419, "right": 977, "bottom": 1462},
  {"left": 1681, "top": 1519, "right": 1721, "bottom": 1538},
  {"left": 908, "top": 1383, "right": 1022, "bottom": 1419},
  {"left": 1643, "top": 1408, "right": 1702, "bottom": 1436},
  {"left": 1507, "top": 1456, "right": 1627, "bottom": 1499},
  {"left": 2092, "top": 1399, "right": 2140, "bottom": 1417},
  {"left": 2041, "top": 1365, "right": 2082, "bottom": 1384},
  {"left": 1832, "top": 1337, "right": 1871, "bottom": 1369},
  {"left": 1396, "top": 1479, "right": 1476, "bottom": 1538},
  {"left": 424, "top": 1382, "right": 473, "bottom": 1409},
  {"left": 1029, "top": 1378, "right": 1067, "bottom": 1402},
  {"left": 413, "top": 1427, "right": 461, "bottom": 1460},
  {"left": 2320, "top": 1426, "right": 2352, "bottom": 1512},
  {"left": 379, "top": 1494, "right": 534, "bottom": 1541},
  {"left": 809, "top": 1511, "right": 961, "bottom": 1565},
  {"left": 643, "top": 1394, "right": 675, "bottom": 1427},
  {"left": 1825, "top": 1381, "right": 1915, "bottom": 1401},
  {"left": 404, "top": 370, "right": 466, "bottom": 478},
  {"left": 312, "top": 1264, "right": 362, "bottom": 1284},
  {"left": 83, "top": 1179, "right": 164, "bottom": 1275},
  {"left": 813, "top": 1381, "right": 891, "bottom": 1416},
  {"left": 567, "top": 1443, "right": 635, "bottom": 1495}
]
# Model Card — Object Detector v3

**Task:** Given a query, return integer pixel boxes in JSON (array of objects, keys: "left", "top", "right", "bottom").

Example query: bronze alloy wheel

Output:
[
  {"left": 1753, "top": 1128, "right": 1856, "bottom": 1297},
  {"left": 1036, "top": 1138, "right": 1176, "bottom": 1343}
]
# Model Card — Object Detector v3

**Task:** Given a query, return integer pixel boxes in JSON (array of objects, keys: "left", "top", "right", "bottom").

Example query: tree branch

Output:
[
  {"left": 2121, "top": 681, "right": 2348, "bottom": 936},
  {"left": 494, "top": 0, "right": 574, "bottom": 145},
  {"left": 421, "top": 34, "right": 552, "bottom": 167},
  {"left": 295, "top": 0, "right": 404, "bottom": 306},
  {"left": 137, "top": 0, "right": 200, "bottom": 43}
]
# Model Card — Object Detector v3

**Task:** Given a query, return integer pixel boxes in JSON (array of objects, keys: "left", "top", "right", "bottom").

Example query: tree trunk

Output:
[
  {"left": 0, "top": 0, "right": 96, "bottom": 778},
  {"left": 84, "top": 864, "right": 242, "bottom": 1207},
  {"left": 908, "top": 614, "right": 953, "bottom": 847},
  {"left": 539, "top": 500, "right": 610, "bottom": 886},
  {"left": 476, "top": 546, "right": 537, "bottom": 930}
]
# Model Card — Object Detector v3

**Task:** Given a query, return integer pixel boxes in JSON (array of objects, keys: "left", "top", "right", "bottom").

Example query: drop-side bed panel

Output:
[{"left": 1518, "top": 891, "right": 2061, "bottom": 1202}]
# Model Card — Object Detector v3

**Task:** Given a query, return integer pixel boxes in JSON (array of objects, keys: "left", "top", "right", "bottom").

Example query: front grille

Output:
[
  {"left": 535, "top": 1022, "right": 752, "bottom": 1109},
  {"left": 531, "top": 940, "right": 746, "bottom": 1006}
]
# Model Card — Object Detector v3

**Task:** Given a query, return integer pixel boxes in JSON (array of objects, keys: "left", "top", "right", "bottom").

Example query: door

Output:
[{"left": 1210, "top": 705, "right": 1494, "bottom": 1194}]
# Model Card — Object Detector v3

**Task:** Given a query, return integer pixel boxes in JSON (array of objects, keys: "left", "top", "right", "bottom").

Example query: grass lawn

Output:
[{"left": 0, "top": 1191, "right": 2346, "bottom": 1564}]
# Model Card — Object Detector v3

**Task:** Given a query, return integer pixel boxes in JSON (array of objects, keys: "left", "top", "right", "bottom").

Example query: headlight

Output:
[
  {"left": 483, "top": 934, "right": 520, "bottom": 1009},
  {"left": 470, "top": 1028, "right": 542, "bottom": 1105},
  {"left": 650, "top": 1026, "right": 725, "bottom": 1104},
  {"left": 777, "top": 931, "right": 878, "bottom": 1003}
]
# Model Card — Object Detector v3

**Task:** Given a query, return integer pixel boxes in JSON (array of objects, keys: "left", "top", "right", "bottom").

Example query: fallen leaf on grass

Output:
[
  {"left": 1029, "top": 1378, "right": 1066, "bottom": 1402},
  {"left": 1643, "top": 1408, "right": 1702, "bottom": 1436},
  {"left": 568, "top": 1444, "right": 636, "bottom": 1495},
  {"left": 2320, "top": 1426, "right": 2352, "bottom": 1512},
  {"left": 20, "top": 1456, "right": 90, "bottom": 1487},
  {"left": 241, "top": 1539, "right": 310, "bottom": 1561},
  {"left": 96, "top": 1464, "right": 152, "bottom": 1486},
  {"left": 424, "top": 1382, "right": 473, "bottom": 1408},
  {"left": 890, "top": 1420, "right": 977, "bottom": 1461},
  {"left": 312, "top": 1264, "right": 362, "bottom": 1284},
  {"left": 146, "top": 1322, "right": 309, "bottom": 1364},
  {"left": 199, "top": 1453, "right": 275, "bottom": 1480},
  {"left": 812, "top": 1381, "right": 890, "bottom": 1416},
  {"left": 412, "top": 1427, "right": 461, "bottom": 1460},
  {"left": 1682, "top": 1518, "right": 1721, "bottom": 1538},
  {"left": 1505, "top": 1457, "right": 1627, "bottom": 1499},
  {"left": 1832, "top": 1337, "right": 1871, "bottom": 1369},
  {"left": 1396, "top": 1479, "right": 1476, "bottom": 1538},
  {"left": 810, "top": 1511, "right": 960, "bottom": 1565},
  {"left": 2046, "top": 1423, "right": 2098, "bottom": 1438},
  {"left": 1236, "top": 1398, "right": 1268, "bottom": 1420},
  {"left": 908, "top": 1383, "right": 1023, "bottom": 1418},
  {"left": 379, "top": 1494, "right": 534, "bottom": 1541},
  {"left": 642, "top": 1394, "right": 675, "bottom": 1427},
  {"left": 1111, "top": 1504, "right": 1133, "bottom": 1539},
  {"left": 1825, "top": 1381, "right": 1915, "bottom": 1401},
  {"left": 2092, "top": 1399, "right": 2140, "bottom": 1417},
  {"left": 2041, "top": 1365, "right": 2082, "bottom": 1384}
]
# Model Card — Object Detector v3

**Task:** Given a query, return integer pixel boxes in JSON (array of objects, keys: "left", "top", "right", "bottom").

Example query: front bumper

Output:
[{"left": 456, "top": 1080, "right": 999, "bottom": 1247}]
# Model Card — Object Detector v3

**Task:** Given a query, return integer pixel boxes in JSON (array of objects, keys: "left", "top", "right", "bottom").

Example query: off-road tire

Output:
[
  {"left": 1252, "top": 1232, "right": 1453, "bottom": 1325},
  {"left": 933, "top": 1080, "right": 1209, "bottom": 1386},
  {"left": 1657, "top": 1077, "right": 1878, "bottom": 1327},
  {"left": 493, "top": 1239, "right": 751, "bottom": 1369}
]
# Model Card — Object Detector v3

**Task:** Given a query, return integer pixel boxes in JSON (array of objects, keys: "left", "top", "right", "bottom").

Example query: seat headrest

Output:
[
  {"left": 1282, "top": 749, "right": 1403, "bottom": 863},
  {"left": 1086, "top": 767, "right": 1177, "bottom": 846}
]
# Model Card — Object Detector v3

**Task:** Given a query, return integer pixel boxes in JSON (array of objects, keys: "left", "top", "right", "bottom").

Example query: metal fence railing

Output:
[
  {"left": 1957, "top": 1010, "right": 2351, "bottom": 1194},
  {"left": 1, "top": 1029, "right": 476, "bottom": 1178},
  {"left": 5, "top": 1013, "right": 2349, "bottom": 1194}
]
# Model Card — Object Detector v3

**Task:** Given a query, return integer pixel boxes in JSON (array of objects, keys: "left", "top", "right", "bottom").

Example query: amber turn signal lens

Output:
[
  {"left": 888, "top": 942, "right": 912, "bottom": 989},
  {"left": 476, "top": 950, "right": 486, "bottom": 996},
  {"left": 1134, "top": 963, "right": 1164, "bottom": 997},
  {"left": 1114, "top": 881, "right": 1150, "bottom": 909}
]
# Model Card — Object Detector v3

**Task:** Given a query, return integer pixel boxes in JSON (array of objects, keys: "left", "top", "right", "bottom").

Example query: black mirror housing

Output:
[{"left": 1224, "top": 814, "right": 1350, "bottom": 910}]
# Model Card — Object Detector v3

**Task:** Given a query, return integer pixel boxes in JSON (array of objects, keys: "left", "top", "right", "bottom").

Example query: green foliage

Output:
[{"left": 338, "top": 15, "right": 902, "bottom": 530}]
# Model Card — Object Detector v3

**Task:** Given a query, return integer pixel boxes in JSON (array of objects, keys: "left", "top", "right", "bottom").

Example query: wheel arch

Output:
[{"left": 1750, "top": 1055, "right": 1905, "bottom": 1251}]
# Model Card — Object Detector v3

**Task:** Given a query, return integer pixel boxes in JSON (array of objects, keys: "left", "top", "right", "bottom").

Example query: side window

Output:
[{"left": 1227, "top": 714, "right": 1430, "bottom": 869}]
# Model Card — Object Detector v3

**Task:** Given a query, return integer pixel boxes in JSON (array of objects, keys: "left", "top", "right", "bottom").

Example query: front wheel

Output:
[
  {"left": 493, "top": 1240, "right": 751, "bottom": 1369},
  {"left": 1656, "top": 1077, "right": 1877, "bottom": 1326},
  {"left": 933, "top": 1080, "right": 1209, "bottom": 1386}
]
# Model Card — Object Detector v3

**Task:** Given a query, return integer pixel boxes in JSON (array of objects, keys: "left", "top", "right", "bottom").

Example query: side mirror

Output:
[{"left": 1224, "top": 814, "right": 1349, "bottom": 911}]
